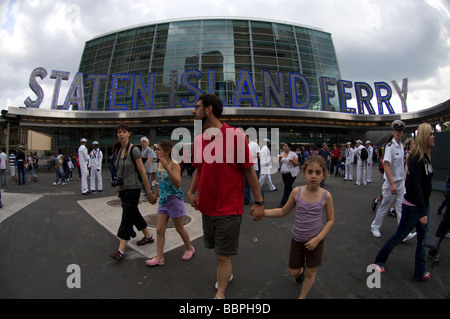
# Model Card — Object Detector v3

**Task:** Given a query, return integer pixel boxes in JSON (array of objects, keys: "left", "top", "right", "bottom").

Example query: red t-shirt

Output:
[{"left": 193, "top": 122, "right": 253, "bottom": 216}]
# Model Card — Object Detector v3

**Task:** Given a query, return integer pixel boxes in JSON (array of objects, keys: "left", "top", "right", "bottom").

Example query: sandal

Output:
[
  {"left": 136, "top": 235, "right": 154, "bottom": 246},
  {"left": 110, "top": 250, "right": 125, "bottom": 261},
  {"left": 181, "top": 246, "right": 195, "bottom": 261},
  {"left": 145, "top": 257, "right": 165, "bottom": 266}
]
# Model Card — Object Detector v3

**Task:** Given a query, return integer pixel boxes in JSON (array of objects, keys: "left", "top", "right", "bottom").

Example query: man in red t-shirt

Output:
[
  {"left": 187, "top": 94, "right": 264, "bottom": 299},
  {"left": 330, "top": 144, "right": 341, "bottom": 177}
]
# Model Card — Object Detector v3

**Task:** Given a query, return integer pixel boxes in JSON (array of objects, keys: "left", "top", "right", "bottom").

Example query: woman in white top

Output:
[{"left": 279, "top": 142, "right": 299, "bottom": 207}]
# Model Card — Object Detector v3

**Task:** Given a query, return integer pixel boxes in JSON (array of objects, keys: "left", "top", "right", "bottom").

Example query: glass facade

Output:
[{"left": 78, "top": 18, "right": 341, "bottom": 111}]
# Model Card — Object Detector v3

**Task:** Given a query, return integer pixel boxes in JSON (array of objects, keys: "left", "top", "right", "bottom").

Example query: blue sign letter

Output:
[
  {"left": 181, "top": 69, "right": 202, "bottom": 107},
  {"left": 337, "top": 80, "right": 355, "bottom": 114},
  {"left": 233, "top": 69, "right": 259, "bottom": 107},
  {"left": 374, "top": 82, "right": 395, "bottom": 114},
  {"left": 263, "top": 71, "right": 286, "bottom": 108},
  {"left": 354, "top": 82, "right": 375, "bottom": 115},
  {"left": 319, "top": 77, "right": 336, "bottom": 111},
  {"left": 109, "top": 74, "right": 130, "bottom": 111},
  {"left": 132, "top": 73, "right": 155, "bottom": 110}
]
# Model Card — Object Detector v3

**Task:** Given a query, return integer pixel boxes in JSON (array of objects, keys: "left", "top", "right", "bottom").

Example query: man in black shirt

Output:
[{"left": 16, "top": 146, "right": 26, "bottom": 185}]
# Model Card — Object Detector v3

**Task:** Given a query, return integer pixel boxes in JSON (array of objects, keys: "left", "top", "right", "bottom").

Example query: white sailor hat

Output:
[
  {"left": 392, "top": 120, "right": 405, "bottom": 131},
  {"left": 93, "top": 141, "right": 99, "bottom": 145},
  {"left": 346, "top": 142, "right": 351, "bottom": 145},
  {"left": 80, "top": 138, "right": 87, "bottom": 142},
  {"left": 366, "top": 140, "right": 371, "bottom": 144},
  {"left": 356, "top": 140, "right": 362, "bottom": 144}
]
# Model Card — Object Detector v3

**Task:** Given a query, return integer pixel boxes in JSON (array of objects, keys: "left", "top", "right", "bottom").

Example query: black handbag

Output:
[{"left": 422, "top": 225, "right": 440, "bottom": 251}]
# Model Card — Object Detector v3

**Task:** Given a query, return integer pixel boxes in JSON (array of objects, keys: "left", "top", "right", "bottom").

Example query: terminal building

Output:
[{"left": 1, "top": 17, "right": 449, "bottom": 159}]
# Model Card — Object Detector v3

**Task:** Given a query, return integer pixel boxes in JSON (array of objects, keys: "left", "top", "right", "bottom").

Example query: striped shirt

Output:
[{"left": 292, "top": 187, "right": 328, "bottom": 242}]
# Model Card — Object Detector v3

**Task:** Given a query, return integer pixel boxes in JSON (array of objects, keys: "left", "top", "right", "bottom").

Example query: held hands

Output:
[{"left": 250, "top": 204, "right": 264, "bottom": 221}]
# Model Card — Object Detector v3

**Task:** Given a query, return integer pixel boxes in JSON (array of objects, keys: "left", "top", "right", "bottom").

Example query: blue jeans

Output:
[{"left": 374, "top": 202, "right": 429, "bottom": 280}]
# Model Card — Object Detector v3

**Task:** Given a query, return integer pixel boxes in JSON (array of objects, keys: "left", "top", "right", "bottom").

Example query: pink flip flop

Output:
[
  {"left": 181, "top": 246, "right": 195, "bottom": 261},
  {"left": 145, "top": 257, "right": 165, "bottom": 266}
]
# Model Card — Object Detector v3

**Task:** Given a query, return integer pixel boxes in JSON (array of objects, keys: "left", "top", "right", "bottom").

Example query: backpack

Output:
[
  {"left": 360, "top": 147, "right": 368, "bottom": 161},
  {"left": 372, "top": 147, "right": 378, "bottom": 162},
  {"left": 130, "top": 145, "right": 142, "bottom": 182}
]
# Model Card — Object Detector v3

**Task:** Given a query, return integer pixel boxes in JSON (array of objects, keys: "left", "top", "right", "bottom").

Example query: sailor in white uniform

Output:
[
  {"left": 354, "top": 140, "right": 367, "bottom": 185},
  {"left": 366, "top": 140, "right": 374, "bottom": 183},
  {"left": 370, "top": 120, "right": 416, "bottom": 241},
  {"left": 89, "top": 141, "right": 103, "bottom": 192},
  {"left": 78, "top": 138, "right": 90, "bottom": 195},
  {"left": 344, "top": 141, "right": 354, "bottom": 181}
]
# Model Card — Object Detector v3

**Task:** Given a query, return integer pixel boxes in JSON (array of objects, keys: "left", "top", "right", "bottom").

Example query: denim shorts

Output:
[{"left": 202, "top": 214, "right": 242, "bottom": 256}]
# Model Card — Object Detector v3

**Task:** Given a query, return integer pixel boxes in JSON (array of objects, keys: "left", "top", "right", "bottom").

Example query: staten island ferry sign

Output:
[{"left": 24, "top": 67, "right": 408, "bottom": 114}]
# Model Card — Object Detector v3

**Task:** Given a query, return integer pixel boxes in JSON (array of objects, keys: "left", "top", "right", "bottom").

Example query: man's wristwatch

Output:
[{"left": 255, "top": 200, "right": 264, "bottom": 206}]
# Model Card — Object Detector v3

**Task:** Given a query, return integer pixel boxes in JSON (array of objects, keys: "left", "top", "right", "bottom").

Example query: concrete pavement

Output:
[{"left": 0, "top": 164, "right": 448, "bottom": 300}]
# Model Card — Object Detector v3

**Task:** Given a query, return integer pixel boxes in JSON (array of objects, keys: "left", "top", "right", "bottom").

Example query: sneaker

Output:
[
  {"left": 215, "top": 274, "right": 233, "bottom": 290},
  {"left": 110, "top": 250, "right": 125, "bottom": 261},
  {"left": 402, "top": 232, "right": 417, "bottom": 242},
  {"left": 181, "top": 246, "right": 195, "bottom": 261},
  {"left": 371, "top": 228, "right": 381, "bottom": 238},
  {"left": 136, "top": 235, "right": 154, "bottom": 246},
  {"left": 371, "top": 198, "right": 378, "bottom": 212},
  {"left": 389, "top": 209, "right": 396, "bottom": 217}
]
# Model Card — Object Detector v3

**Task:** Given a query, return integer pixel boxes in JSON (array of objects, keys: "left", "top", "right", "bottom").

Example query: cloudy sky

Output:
[{"left": 1, "top": 0, "right": 449, "bottom": 114}]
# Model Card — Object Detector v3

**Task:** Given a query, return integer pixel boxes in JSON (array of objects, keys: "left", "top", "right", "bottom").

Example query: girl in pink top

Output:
[{"left": 258, "top": 155, "right": 334, "bottom": 299}]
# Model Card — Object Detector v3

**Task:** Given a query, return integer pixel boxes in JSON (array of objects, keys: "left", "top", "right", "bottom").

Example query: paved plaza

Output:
[{"left": 0, "top": 164, "right": 448, "bottom": 300}]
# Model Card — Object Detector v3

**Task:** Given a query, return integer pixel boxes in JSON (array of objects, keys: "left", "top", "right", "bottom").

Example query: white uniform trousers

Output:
[
  {"left": 259, "top": 173, "right": 276, "bottom": 191},
  {"left": 356, "top": 160, "right": 367, "bottom": 185},
  {"left": 371, "top": 179, "right": 405, "bottom": 231},
  {"left": 90, "top": 167, "right": 102, "bottom": 191},
  {"left": 345, "top": 162, "right": 353, "bottom": 180},
  {"left": 80, "top": 164, "right": 89, "bottom": 194},
  {"left": 366, "top": 162, "right": 373, "bottom": 183}
]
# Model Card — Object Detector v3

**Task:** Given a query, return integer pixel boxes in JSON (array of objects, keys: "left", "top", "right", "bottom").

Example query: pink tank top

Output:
[{"left": 292, "top": 187, "right": 327, "bottom": 242}]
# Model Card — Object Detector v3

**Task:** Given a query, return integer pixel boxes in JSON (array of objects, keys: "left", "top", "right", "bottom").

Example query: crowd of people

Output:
[
  {"left": 2, "top": 93, "right": 448, "bottom": 299},
  {"left": 71, "top": 94, "right": 447, "bottom": 299},
  {"left": 0, "top": 146, "right": 40, "bottom": 187}
]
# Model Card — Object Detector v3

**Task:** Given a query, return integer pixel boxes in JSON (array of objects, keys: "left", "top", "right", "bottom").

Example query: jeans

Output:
[
  {"left": 244, "top": 169, "right": 261, "bottom": 203},
  {"left": 280, "top": 172, "right": 296, "bottom": 207},
  {"left": 374, "top": 202, "right": 429, "bottom": 280},
  {"left": 0, "top": 169, "right": 6, "bottom": 185},
  {"left": 17, "top": 166, "right": 26, "bottom": 185},
  {"left": 55, "top": 169, "right": 66, "bottom": 184}
]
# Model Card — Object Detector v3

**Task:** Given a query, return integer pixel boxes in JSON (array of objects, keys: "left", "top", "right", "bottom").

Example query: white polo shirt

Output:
[{"left": 383, "top": 138, "right": 404, "bottom": 183}]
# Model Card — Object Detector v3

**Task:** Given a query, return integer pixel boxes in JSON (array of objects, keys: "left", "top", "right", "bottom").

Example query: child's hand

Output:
[
  {"left": 250, "top": 206, "right": 264, "bottom": 221},
  {"left": 305, "top": 237, "right": 320, "bottom": 251}
]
